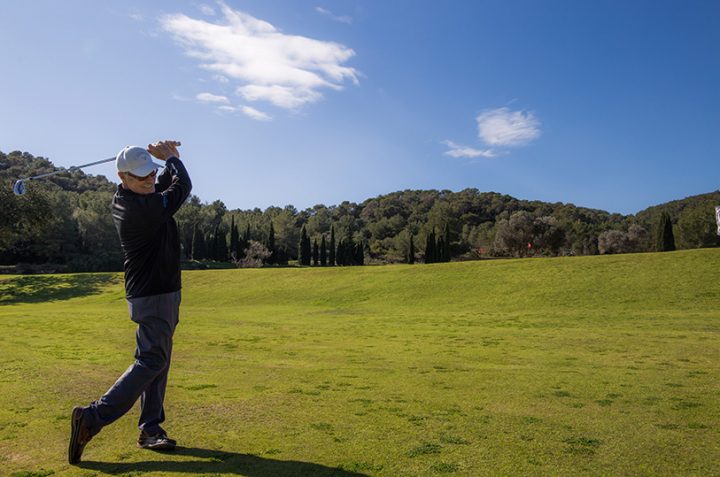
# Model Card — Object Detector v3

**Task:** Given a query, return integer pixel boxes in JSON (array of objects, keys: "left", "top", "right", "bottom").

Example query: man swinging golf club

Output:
[{"left": 69, "top": 140, "right": 192, "bottom": 464}]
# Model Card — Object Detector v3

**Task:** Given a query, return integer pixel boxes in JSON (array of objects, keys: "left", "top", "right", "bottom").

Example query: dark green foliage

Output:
[
  {"left": 320, "top": 235, "right": 327, "bottom": 266},
  {"left": 276, "top": 246, "right": 289, "bottom": 265},
  {"left": 192, "top": 224, "right": 206, "bottom": 260},
  {"left": 266, "top": 221, "right": 276, "bottom": 264},
  {"left": 298, "top": 225, "right": 311, "bottom": 265},
  {"left": 355, "top": 240, "right": 365, "bottom": 265},
  {"left": 312, "top": 238, "right": 319, "bottom": 266},
  {"left": 212, "top": 225, "right": 228, "bottom": 261},
  {"left": 329, "top": 225, "right": 336, "bottom": 266},
  {"left": 229, "top": 216, "right": 238, "bottom": 260},
  {"left": 408, "top": 234, "right": 415, "bottom": 264},
  {"left": 442, "top": 224, "right": 451, "bottom": 262},
  {"left": 425, "top": 229, "right": 436, "bottom": 263},
  {"left": 656, "top": 212, "right": 676, "bottom": 252},
  {"left": 336, "top": 238, "right": 345, "bottom": 266}
]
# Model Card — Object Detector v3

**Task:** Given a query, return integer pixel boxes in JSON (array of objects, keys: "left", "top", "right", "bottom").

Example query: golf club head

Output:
[{"left": 13, "top": 180, "right": 26, "bottom": 196}]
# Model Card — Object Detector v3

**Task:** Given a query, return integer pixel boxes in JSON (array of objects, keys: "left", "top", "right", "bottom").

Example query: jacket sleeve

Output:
[
  {"left": 143, "top": 156, "right": 192, "bottom": 224},
  {"left": 155, "top": 163, "right": 173, "bottom": 193}
]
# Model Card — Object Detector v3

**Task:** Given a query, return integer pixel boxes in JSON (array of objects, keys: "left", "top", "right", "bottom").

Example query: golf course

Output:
[{"left": 0, "top": 249, "right": 718, "bottom": 476}]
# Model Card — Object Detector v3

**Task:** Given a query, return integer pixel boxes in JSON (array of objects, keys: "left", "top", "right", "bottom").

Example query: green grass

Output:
[{"left": 0, "top": 249, "right": 718, "bottom": 476}]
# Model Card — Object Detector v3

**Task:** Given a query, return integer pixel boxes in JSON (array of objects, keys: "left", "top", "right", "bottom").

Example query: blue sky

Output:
[{"left": 1, "top": 1, "right": 718, "bottom": 214}]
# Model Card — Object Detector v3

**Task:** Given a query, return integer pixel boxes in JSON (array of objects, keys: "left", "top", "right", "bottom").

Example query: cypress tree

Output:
[
  {"left": 312, "top": 238, "right": 319, "bottom": 266},
  {"left": 234, "top": 223, "right": 244, "bottom": 259},
  {"left": 276, "top": 246, "right": 288, "bottom": 265},
  {"left": 356, "top": 240, "right": 364, "bottom": 265},
  {"left": 192, "top": 224, "right": 206, "bottom": 260},
  {"left": 329, "top": 225, "right": 336, "bottom": 266},
  {"left": 443, "top": 224, "right": 451, "bottom": 262},
  {"left": 214, "top": 225, "right": 228, "bottom": 261},
  {"left": 437, "top": 236, "right": 445, "bottom": 263},
  {"left": 344, "top": 230, "right": 355, "bottom": 265},
  {"left": 229, "top": 216, "right": 237, "bottom": 259},
  {"left": 244, "top": 223, "right": 251, "bottom": 243},
  {"left": 320, "top": 235, "right": 327, "bottom": 266},
  {"left": 336, "top": 238, "right": 345, "bottom": 266},
  {"left": 299, "top": 225, "right": 311, "bottom": 265},
  {"left": 408, "top": 234, "right": 415, "bottom": 264},
  {"left": 656, "top": 211, "right": 676, "bottom": 252},
  {"left": 266, "top": 221, "right": 276, "bottom": 264},
  {"left": 425, "top": 229, "right": 436, "bottom": 263}
]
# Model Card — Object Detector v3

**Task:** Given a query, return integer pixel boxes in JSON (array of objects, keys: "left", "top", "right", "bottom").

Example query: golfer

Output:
[{"left": 69, "top": 140, "right": 192, "bottom": 464}]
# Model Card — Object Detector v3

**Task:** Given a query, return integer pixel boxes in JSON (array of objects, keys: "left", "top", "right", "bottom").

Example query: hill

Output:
[
  {"left": 0, "top": 249, "right": 718, "bottom": 475},
  {"left": 1, "top": 149, "right": 718, "bottom": 272}
]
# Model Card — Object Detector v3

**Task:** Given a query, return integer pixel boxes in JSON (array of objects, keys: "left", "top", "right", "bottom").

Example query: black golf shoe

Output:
[
  {"left": 138, "top": 430, "right": 176, "bottom": 450},
  {"left": 68, "top": 406, "right": 94, "bottom": 464}
]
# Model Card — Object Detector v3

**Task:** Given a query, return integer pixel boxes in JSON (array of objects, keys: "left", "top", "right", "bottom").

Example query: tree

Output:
[
  {"left": 677, "top": 203, "right": 719, "bottom": 249},
  {"left": 192, "top": 224, "right": 206, "bottom": 260},
  {"left": 533, "top": 216, "right": 566, "bottom": 256},
  {"left": 598, "top": 230, "right": 632, "bottom": 254},
  {"left": 355, "top": 240, "right": 365, "bottom": 265},
  {"left": 656, "top": 211, "right": 675, "bottom": 252},
  {"left": 229, "top": 216, "right": 238, "bottom": 260},
  {"left": 424, "top": 228, "right": 436, "bottom": 263},
  {"left": 212, "top": 225, "right": 228, "bottom": 261},
  {"left": 329, "top": 225, "right": 336, "bottom": 266},
  {"left": 320, "top": 235, "right": 327, "bottom": 266},
  {"left": 442, "top": 224, "right": 451, "bottom": 262},
  {"left": 312, "top": 238, "right": 319, "bottom": 266},
  {"left": 336, "top": 238, "right": 346, "bottom": 266},
  {"left": 239, "top": 240, "right": 271, "bottom": 268},
  {"left": 408, "top": 234, "right": 415, "bottom": 264},
  {"left": 298, "top": 225, "right": 311, "bottom": 265},
  {"left": 493, "top": 211, "right": 534, "bottom": 257},
  {"left": 266, "top": 221, "right": 276, "bottom": 264}
]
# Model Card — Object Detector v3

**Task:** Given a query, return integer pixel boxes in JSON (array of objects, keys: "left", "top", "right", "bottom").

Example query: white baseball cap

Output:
[{"left": 116, "top": 146, "right": 164, "bottom": 177}]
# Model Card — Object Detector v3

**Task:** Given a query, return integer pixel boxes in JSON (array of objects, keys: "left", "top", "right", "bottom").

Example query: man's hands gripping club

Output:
[{"left": 147, "top": 141, "right": 181, "bottom": 161}]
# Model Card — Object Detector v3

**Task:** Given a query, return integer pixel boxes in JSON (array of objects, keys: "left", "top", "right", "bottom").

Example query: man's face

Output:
[{"left": 118, "top": 170, "right": 157, "bottom": 195}]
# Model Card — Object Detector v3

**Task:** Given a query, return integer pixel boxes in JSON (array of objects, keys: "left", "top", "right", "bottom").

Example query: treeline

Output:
[{"left": 1, "top": 150, "right": 718, "bottom": 272}]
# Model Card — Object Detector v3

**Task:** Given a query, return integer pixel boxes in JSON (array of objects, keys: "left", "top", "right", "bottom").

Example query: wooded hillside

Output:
[{"left": 1, "top": 150, "right": 718, "bottom": 272}]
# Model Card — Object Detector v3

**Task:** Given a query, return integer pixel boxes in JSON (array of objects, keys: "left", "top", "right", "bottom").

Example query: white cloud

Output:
[
  {"left": 241, "top": 105, "right": 272, "bottom": 121},
  {"left": 160, "top": 2, "right": 359, "bottom": 111},
  {"left": 443, "top": 140, "right": 495, "bottom": 159},
  {"left": 215, "top": 104, "right": 272, "bottom": 121},
  {"left": 198, "top": 4, "right": 216, "bottom": 16},
  {"left": 196, "top": 92, "right": 229, "bottom": 104},
  {"left": 476, "top": 107, "right": 541, "bottom": 147},
  {"left": 213, "top": 74, "right": 229, "bottom": 84},
  {"left": 315, "top": 6, "right": 353, "bottom": 24},
  {"left": 129, "top": 13, "right": 144, "bottom": 22}
]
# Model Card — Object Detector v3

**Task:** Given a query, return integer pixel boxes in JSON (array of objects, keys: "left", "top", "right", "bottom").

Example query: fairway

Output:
[{"left": 0, "top": 249, "right": 718, "bottom": 476}]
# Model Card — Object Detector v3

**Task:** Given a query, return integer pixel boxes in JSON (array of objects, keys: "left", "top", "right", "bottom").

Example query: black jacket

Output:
[{"left": 112, "top": 157, "right": 192, "bottom": 299}]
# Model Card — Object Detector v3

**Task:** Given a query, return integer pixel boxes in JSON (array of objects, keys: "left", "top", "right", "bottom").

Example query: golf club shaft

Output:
[{"left": 21, "top": 157, "right": 115, "bottom": 181}]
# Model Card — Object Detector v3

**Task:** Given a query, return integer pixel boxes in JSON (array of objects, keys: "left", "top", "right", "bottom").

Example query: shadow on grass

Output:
[
  {"left": 79, "top": 446, "right": 371, "bottom": 476},
  {"left": 0, "top": 273, "right": 119, "bottom": 304}
]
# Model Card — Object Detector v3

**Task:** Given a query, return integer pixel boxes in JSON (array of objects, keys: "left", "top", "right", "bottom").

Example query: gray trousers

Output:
[{"left": 84, "top": 290, "right": 180, "bottom": 436}]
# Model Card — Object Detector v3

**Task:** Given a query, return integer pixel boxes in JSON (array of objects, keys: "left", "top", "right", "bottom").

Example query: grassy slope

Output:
[{"left": 0, "top": 249, "right": 718, "bottom": 476}]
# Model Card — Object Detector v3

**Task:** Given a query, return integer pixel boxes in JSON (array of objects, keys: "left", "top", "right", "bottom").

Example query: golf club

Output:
[{"left": 13, "top": 157, "right": 116, "bottom": 196}]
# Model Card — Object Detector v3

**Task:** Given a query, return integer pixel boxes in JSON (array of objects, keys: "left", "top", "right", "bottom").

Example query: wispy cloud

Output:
[
  {"left": 198, "top": 4, "right": 216, "bottom": 16},
  {"left": 216, "top": 104, "right": 272, "bottom": 121},
  {"left": 315, "top": 6, "right": 352, "bottom": 24},
  {"left": 160, "top": 2, "right": 359, "bottom": 112},
  {"left": 196, "top": 92, "right": 229, "bottom": 104},
  {"left": 476, "top": 107, "right": 541, "bottom": 147},
  {"left": 442, "top": 140, "right": 495, "bottom": 159},
  {"left": 444, "top": 107, "right": 540, "bottom": 160},
  {"left": 129, "top": 12, "right": 144, "bottom": 22},
  {"left": 241, "top": 105, "right": 272, "bottom": 121}
]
